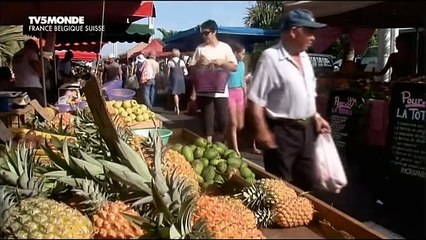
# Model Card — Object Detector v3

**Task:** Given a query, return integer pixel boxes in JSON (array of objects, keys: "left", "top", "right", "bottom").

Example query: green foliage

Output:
[
  {"left": 157, "top": 28, "right": 179, "bottom": 40},
  {"left": 244, "top": 1, "right": 284, "bottom": 29}
]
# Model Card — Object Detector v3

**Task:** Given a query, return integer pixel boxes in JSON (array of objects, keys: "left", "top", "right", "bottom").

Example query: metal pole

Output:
[
  {"left": 39, "top": 31, "right": 47, "bottom": 107},
  {"left": 415, "top": 27, "right": 419, "bottom": 74}
]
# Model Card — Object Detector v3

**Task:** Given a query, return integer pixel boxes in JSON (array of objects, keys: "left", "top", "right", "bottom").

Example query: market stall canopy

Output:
[
  {"left": 33, "top": 37, "right": 104, "bottom": 53},
  {"left": 56, "top": 50, "right": 99, "bottom": 61},
  {"left": 164, "top": 26, "right": 280, "bottom": 52},
  {"left": 283, "top": 1, "right": 426, "bottom": 28},
  {"left": 119, "top": 42, "right": 148, "bottom": 60},
  {"left": 133, "top": 39, "right": 164, "bottom": 57},
  {"left": 0, "top": 1, "right": 156, "bottom": 25}
]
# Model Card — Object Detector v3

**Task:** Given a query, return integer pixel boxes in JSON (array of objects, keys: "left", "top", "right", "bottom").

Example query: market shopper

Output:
[
  {"left": 167, "top": 48, "right": 188, "bottom": 115},
  {"left": 247, "top": 9, "right": 331, "bottom": 191},
  {"left": 57, "top": 50, "right": 74, "bottom": 85},
  {"left": 102, "top": 54, "right": 122, "bottom": 83},
  {"left": 374, "top": 34, "right": 417, "bottom": 81},
  {"left": 12, "top": 39, "right": 44, "bottom": 106},
  {"left": 226, "top": 42, "right": 247, "bottom": 156},
  {"left": 140, "top": 51, "right": 160, "bottom": 110},
  {"left": 188, "top": 19, "right": 237, "bottom": 143}
]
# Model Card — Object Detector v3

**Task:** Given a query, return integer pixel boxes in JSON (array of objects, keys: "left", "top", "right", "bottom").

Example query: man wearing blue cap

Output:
[{"left": 247, "top": 9, "right": 331, "bottom": 191}]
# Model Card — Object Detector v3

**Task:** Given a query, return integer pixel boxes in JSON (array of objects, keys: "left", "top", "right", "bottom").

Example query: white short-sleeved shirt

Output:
[
  {"left": 188, "top": 41, "right": 237, "bottom": 98},
  {"left": 168, "top": 57, "right": 188, "bottom": 76},
  {"left": 12, "top": 49, "right": 42, "bottom": 88},
  {"left": 247, "top": 42, "right": 317, "bottom": 119}
]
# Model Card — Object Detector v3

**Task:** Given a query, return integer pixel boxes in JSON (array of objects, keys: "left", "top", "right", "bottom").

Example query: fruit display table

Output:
[
  {"left": 168, "top": 128, "right": 387, "bottom": 239},
  {"left": 0, "top": 104, "right": 35, "bottom": 128}
]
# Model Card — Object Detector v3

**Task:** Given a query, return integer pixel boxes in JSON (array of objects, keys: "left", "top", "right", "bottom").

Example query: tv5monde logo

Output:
[{"left": 27, "top": 16, "right": 105, "bottom": 32}]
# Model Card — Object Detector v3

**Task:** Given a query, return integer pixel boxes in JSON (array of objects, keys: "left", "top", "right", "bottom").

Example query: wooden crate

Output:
[
  {"left": 129, "top": 118, "right": 162, "bottom": 130},
  {"left": 168, "top": 128, "right": 387, "bottom": 239}
]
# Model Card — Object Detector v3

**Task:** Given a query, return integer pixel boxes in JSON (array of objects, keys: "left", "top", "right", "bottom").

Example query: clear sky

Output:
[{"left": 100, "top": 1, "right": 252, "bottom": 57}]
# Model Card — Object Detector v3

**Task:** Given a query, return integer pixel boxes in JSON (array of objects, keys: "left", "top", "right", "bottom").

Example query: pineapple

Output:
[
  {"left": 193, "top": 195, "right": 265, "bottom": 239},
  {"left": 0, "top": 142, "right": 93, "bottom": 239},
  {"left": 71, "top": 179, "right": 144, "bottom": 239},
  {"left": 274, "top": 196, "right": 315, "bottom": 228},
  {"left": 142, "top": 148, "right": 200, "bottom": 197},
  {"left": 100, "top": 132, "right": 209, "bottom": 238},
  {"left": 235, "top": 178, "right": 297, "bottom": 227}
]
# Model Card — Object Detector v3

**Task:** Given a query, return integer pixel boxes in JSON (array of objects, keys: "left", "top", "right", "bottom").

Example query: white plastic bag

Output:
[{"left": 314, "top": 133, "right": 348, "bottom": 193}]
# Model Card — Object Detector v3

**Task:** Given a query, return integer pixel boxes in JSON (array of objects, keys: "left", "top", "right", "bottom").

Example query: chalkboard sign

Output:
[
  {"left": 384, "top": 82, "right": 426, "bottom": 238},
  {"left": 326, "top": 89, "right": 362, "bottom": 164},
  {"left": 386, "top": 82, "right": 426, "bottom": 180}
]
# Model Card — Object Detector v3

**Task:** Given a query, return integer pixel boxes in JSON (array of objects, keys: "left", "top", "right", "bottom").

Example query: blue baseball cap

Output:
[{"left": 280, "top": 9, "right": 326, "bottom": 31}]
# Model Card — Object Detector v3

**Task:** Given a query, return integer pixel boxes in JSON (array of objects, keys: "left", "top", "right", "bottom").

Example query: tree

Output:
[
  {"left": 156, "top": 28, "right": 179, "bottom": 40},
  {"left": 0, "top": 25, "right": 28, "bottom": 67},
  {"left": 244, "top": 1, "right": 284, "bottom": 29}
]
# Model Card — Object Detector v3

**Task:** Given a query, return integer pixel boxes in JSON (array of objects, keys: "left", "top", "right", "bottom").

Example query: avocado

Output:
[
  {"left": 191, "top": 160, "right": 204, "bottom": 175},
  {"left": 181, "top": 146, "right": 194, "bottom": 162},
  {"left": 194, "top": 137, "right": 208, "bottom": 148},
  {"left": 203, "top": 148, "right": 219, "bottom": 160},
  {"left": 193, "top": 147, "right": 205, "bottom": 159},
  {"left": 227, "top": 157, "right": 243, "bottom": 168}
]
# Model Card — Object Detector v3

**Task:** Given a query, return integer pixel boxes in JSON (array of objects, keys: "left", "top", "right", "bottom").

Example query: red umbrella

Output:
[{"left": 56, "top": 51, "right": 99, "bottom": 61}]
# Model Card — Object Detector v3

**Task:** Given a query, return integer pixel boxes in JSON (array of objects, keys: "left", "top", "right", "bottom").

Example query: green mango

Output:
[
  {"left": 201, "top": 166, "right": 216, "bottom": 181},
  {"left": 202, "top": 180, "right": 214, "bottom": 188},
  {"left": 209, "top": 158, "right": 225, "bottom": 166},
  {"left": 214, "top": 141, "right": 228, "bottom": 151},
  {"left": 181, "top": 146, "right": 194, "bottom": 162},
  {"left": 214, "top": 146, "right": 225, "bottom": 156},
  {"left": 170, "top": 143, "right": 183, "bottom": 153},
  {"left": 239, "top": 167, "right": 253, "bottom": 179},
  {"left": 191, "top": 160, "right": 204, "bottom": 175},
  {"left": 189, "top": 144, "right": 197, "bottom": 151},
  {"left": 194, "top": 137, "right": 208, "bottom": 148},
  {"left": 203, "top": 148, "right": 219, "bottom": 160},
  {"left": 193, "top": 147, "right": 205, "bottom": 159},
  {"left": 197, "top": 175, "right": 204, "bottom": 183},
  {"left": 240, "top": 161, "right": 248, "bottom": 169},
  {"left": 245, "top": 177, "right": 256, "bottom": 184},
  {"left": 216, "top": 161, "right": 227, "bottom": 173},
  {"left": 223, "top": 149, "right": 235, "bottom": 158},
  {"left": 199, "top": 158, "right": 210, "bottom": 167},
  {"left": 214, "top": 174, "right": 225, "bottom": 184},
  {"left": 227, "top": 152, "right": 240, "bottom": 159},
  {"left": 227, "top": 157, "right": 242, "bottom": 168}
]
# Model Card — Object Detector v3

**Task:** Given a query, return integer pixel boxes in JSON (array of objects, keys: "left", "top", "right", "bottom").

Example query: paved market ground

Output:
[{"left": 152, "top": 102, "right": 420, "bottom": 239}]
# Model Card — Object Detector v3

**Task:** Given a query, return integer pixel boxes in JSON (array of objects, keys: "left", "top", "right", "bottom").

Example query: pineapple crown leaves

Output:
[
  {"left": 70, "top": 178, "right": 111, "bottom": 214},
  {"left": 0, "top": 186, "right": 16, "bottom": 229},
  {"left": 115, "top": 138, "right": 152, "bottom": 179},
  {"left": 100, "top": 160, "right": 152, "bottom": 194},
  {"left": 0, "top": 141, "right": 46, "bottom": 198}
]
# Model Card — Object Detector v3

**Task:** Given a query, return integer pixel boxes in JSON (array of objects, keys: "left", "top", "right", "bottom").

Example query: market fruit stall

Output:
[
  {"left": 0, "top": 78, "right": 387, "bottom": 239},
  {"left": 169, "top": 128, "right": 387, "bottom": 239}
]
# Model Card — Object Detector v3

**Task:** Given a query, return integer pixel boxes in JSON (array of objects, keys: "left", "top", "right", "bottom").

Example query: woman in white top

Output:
[
  {"left": 167, "top": 48, "right": 188, "bottom": 115},
  {"left": 12, "top": 39, "right": 44, "bottom": 106}
]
